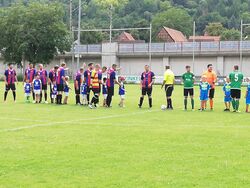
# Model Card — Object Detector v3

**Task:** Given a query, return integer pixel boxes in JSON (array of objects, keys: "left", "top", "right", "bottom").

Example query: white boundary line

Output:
[
  {"left": 0, "top": 109, "right": 160, "bottom": 133},
  {"left": 0, "top": 117, "right": 51, "bottom": 123}
]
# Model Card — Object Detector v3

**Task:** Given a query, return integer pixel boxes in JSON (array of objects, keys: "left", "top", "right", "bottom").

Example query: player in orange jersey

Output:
[{"left": 202, "top": 64, "right": 217, "bottom": 110}]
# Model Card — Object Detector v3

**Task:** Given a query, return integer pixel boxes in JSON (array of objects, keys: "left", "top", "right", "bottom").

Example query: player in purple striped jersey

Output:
[
  {"left": 4, "top": 63, "right": 18, "bottom": 102},
  {"left": 37, "top": 64, "right": 48, "bottom": 103},
  {"left": 56, "top": 63, "right": 66, "bottom": 104}
]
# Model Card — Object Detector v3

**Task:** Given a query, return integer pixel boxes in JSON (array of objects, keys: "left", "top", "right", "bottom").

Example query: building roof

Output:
[
  {"left": 189, "top": 36, "right": 221, "bottom": 42},
  {"left": 162, "top": 27, "right": 187, "bottom": 42},
  {"left": 117, "top": 32, "right": 135, "bottom": 42}
]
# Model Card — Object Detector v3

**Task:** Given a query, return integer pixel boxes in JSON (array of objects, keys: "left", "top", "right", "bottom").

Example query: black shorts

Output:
[
  {"left": 107, "top": 87, "right": 114, "bottom": 96},
  {"left": 5, "top": 84, "right": 16, "bottom": 91},
  {"left": 87, "top": 86, "right": 91, "bottom": 94},
  {"left": 49, "top": 84, "right": 52, "bottom": 92},
  {"left": 57, "top": 84, "right": 64, "bottom": 92},
  {"left": 92, "top": 88, "right": 100, "bottom": 94},
  {"left": 75, "top": 87, "right": 80, "bottom": 95},
  {"left": 184, "top": 88, "right": 194, "bottom": 97},
  {"left": 42, "top": 84, "right": 47, "bottom": 90},
  {"left": 165, "top": 85, "right": 174, "bottom": 97},
  {"left": 209, "top": 88, "right": 215, "bottom": 99},
  {"left": 142, "top": 87, "right": 152, "bottom": 96},
  {"left": 231, "top": 89, "right": 241, "bottom": 99}
]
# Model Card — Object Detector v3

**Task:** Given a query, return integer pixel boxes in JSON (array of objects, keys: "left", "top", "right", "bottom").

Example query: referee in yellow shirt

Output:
[{"left": 161, "top": 66, "right": 175, "bottom": 110}]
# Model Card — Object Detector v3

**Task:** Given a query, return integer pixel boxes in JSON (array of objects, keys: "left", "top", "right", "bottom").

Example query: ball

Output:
[{"left": 161, "top": 105, "right": 167, "bottom": 110}]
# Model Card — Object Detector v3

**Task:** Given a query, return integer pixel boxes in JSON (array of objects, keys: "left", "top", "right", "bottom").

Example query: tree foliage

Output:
[
  {"left": 0, "top": 2, "right": 71, "bottom": 65},
  {"left": 152, "top": 7, "right": 193, "bottom": 37},
  {"left": 221, "top": 29, "right": 240, "bottom": 41},
  {"left": 1, "top": 0, "right": 250, "bottom": 44},
  {"left": 205, "top": 23, "right": 225, "bottom": 36}
]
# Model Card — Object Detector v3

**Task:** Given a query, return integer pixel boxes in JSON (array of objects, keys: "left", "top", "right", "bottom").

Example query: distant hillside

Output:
[{"left": 1, "top": 0, "right": 250, "bottom": 43}]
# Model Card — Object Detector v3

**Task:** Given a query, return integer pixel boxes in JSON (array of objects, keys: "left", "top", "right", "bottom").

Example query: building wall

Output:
[
  {"left": 119, "top": 56, "right": 250, "bottom": 77},
  {"left": 119, "top": 57, "right": 163, "bottom": 76},
  {"left": 1, "top": 43, "right": 250, "bottom": 78}
]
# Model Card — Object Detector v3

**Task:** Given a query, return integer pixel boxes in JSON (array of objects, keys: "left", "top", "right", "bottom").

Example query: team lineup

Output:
[{"left": 3, "top": 62, "right": 249, "bottom": 112}]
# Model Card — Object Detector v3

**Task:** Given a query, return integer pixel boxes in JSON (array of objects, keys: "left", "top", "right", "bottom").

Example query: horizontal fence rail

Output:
[
  {"left": 73, "top": 44, "right": 102, "bottom": 53},
  {"left": 72, "top": 41, "right": 250, "bottom": 54},
  {"left": 118, "top": 41, "right": 250, "bottom": 53}
]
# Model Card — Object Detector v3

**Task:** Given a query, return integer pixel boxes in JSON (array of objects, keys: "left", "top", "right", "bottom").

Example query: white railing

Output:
[
  {"left": 118, "top": 41, "right": 250, "bottom": 53},
  {"left": 72, "top": 41, "right": 250, "bottom": 54}
]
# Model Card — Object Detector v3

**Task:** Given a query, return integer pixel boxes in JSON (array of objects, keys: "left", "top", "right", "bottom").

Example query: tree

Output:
[
  {"left": 152, "top": 7, "right": 193, "bottom": 37},
  {"left": 0, "top": 2, "right": 71, "bottom": 66},
  {"left": 79, "top": 23, "right": 107, "bottom": 44},
  {"left": 221, "top": 29, "right": 240, "bottom": 41},
  {"left": 94, "top": 0, "right": 128, "bottom": 9},
  {"left": 196, "top": 13, "right": 227, "bottom": 35},
  {"left": 205, "top": 22, "right": 225, "bottom": 36}
]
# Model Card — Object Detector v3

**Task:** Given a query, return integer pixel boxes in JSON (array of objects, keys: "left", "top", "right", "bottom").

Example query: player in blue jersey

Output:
[
  {"left": 199, "top": 76, "right": 211, "bottom": 111},
  {"left": 32, "top": 74, "right": 42, "bottom": 103},
  {"left": 102, "top": 77, "right": 108, "bottom": 107},
  {"left": 51, "top": 81, "right": 58, "bottom": 104},
  {"left": 24, "top": 79, "right": 32, "bottom": 103},
  {"left": 223, "top": 77, "right": 231, "bottom": 111},
  {"left": 245, "top": 78, "right": 250, "bottom": 113},
  {"left": 63, "top": 76, "right": 71, "bottom": 105},
  {"left": 118, "top": 76, "right": 126, "bottom": 107},
  {"left": 81, "top": 83, "right": 87, "bottom": 105}
]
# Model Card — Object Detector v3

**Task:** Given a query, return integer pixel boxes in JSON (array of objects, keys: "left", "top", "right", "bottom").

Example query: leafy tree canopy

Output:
[{"left": 0, "top": 2, "right": 71, "bottom": 65}]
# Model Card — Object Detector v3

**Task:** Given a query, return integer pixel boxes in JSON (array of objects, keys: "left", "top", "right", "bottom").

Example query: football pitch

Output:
[{"left": 0, "top": 83, "right": 249, "bottom": 187}]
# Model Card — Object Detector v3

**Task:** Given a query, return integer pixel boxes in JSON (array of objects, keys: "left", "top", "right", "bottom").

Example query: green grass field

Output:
[{"left": 0, "top": 83, "right": 249, "bottom": 188}]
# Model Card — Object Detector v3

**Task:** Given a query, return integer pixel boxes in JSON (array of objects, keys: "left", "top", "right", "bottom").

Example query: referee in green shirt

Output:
[{"left": 182, "top": 65, "right": 195, "bottom": 110}]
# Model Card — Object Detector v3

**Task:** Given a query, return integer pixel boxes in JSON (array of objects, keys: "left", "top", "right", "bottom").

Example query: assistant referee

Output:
[{"left": 161, "top": 66, "right": 175, "bottom": 110}]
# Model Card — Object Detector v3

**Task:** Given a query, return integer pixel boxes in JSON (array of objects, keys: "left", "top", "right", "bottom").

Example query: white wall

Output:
[{"left": 119, "top": 57, "right": 163, "bottom": 76}]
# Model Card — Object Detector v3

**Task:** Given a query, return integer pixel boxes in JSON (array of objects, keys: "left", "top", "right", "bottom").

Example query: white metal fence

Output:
[{"left": 72, "top": 41, "right": 250, "bottom": 54}]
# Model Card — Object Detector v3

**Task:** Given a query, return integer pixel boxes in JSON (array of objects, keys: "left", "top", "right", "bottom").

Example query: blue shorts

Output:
[
  {"left": 246, "top": 98, "right": 250, "bottom": 105},
  {"left": 224, "top": 96, "right": 232, "bottom": 102},
  {"left": 200, "top": 93, "right": 208, "bottom": 101}
]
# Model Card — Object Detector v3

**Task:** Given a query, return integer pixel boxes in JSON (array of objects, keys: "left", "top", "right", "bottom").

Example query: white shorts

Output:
[
  {"left": 120, "top": 95, "right": 125, "bottom": 99},
  {"left": 25, "top": 93, "right": 31, "bottom": 97},
  {"left": 103, "top": 94, "right": 107, "bottom": 99},
  {"left": 34, "top": 90, "right": 41, "bottom": 95},
  {"left": 64, "top": 92, "right": 69, "bottom": 97},
  {"left": 52, "top": 94, "right": 57, "bottom": 99},
  {"left": 82, "top": 94, "right": 87, "bottom": 99}
]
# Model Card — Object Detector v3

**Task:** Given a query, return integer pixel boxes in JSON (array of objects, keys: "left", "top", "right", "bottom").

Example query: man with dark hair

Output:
[
  {"left": 229, "top": 65, "right": 244, "bottom": 113},
  {"left": 106, "top": 64, "right": 120, "bottom": 107},
  {"left": 139, "top": 65, "right": 155, "bottom": 108},
  {"left": 102, "top": 66, "right": 107, "bottom": 73},
  {"left": 56, "top": 63, "right": 66, "bottom": 104},
  {"left": 83, "top": 63, "right": 94, "bottom": 104},
  {"left": 202, "top": 64, "right": 217, "bottom": 110},
  {"left": 4, "top": 63, "right": 18, "bottom": 102},
  {"left": 24, "top": 63, "right": 36, "bottom": 101},
  {"left": 161, "top": 66, "right": 175, "bottom": 110},
  {"left": 37, "top": 64, "right": 48, "bottom": 103},
  {"left": 48, "top": 65, "right": 59, "bottom": 103},
  {"left": 74, "top": 67, "right": 84, "bottom": 105},
  {"left": 182, "top": 65, "right": 195, "bottom": 110}
]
